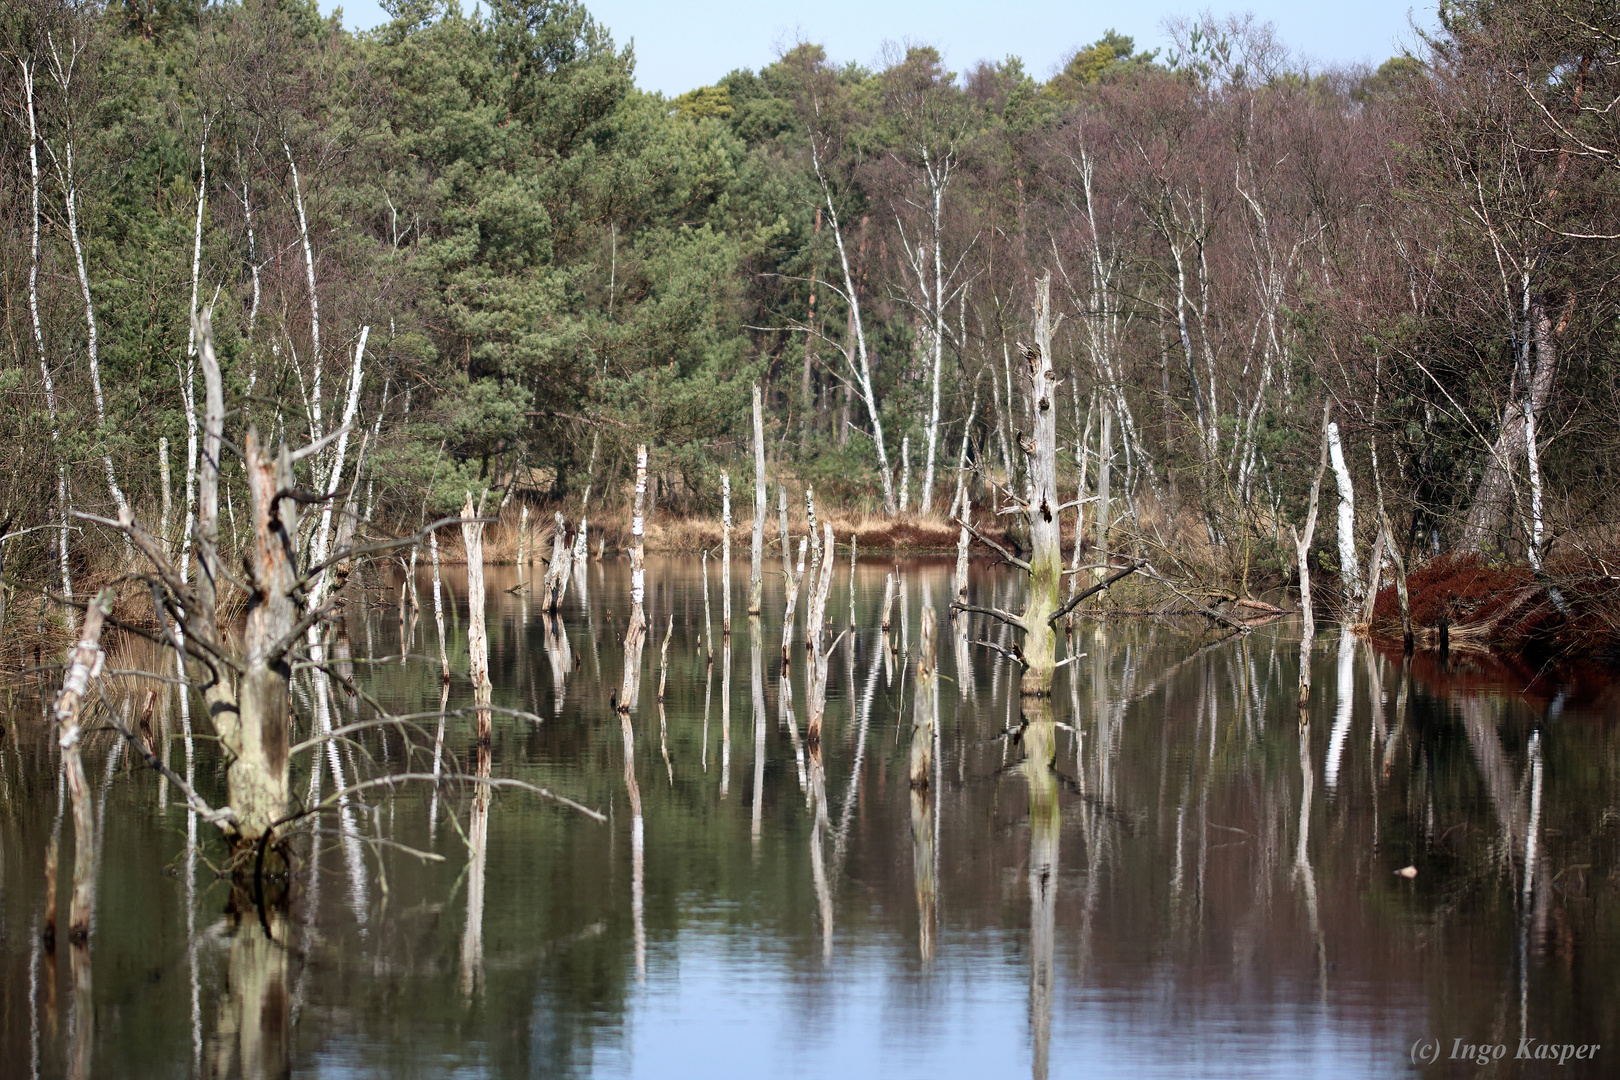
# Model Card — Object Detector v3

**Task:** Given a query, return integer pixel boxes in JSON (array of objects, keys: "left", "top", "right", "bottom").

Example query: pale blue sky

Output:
[{"left": 321, "top": 0, "right": 1436, "bottom": 97}]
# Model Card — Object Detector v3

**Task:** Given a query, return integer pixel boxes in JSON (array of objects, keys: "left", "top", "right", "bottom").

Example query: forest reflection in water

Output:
[{"left": 1, "top": 555, "right": 1616, "bottom": 1078}]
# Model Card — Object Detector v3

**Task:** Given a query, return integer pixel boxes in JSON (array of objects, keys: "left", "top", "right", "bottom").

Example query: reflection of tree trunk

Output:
[
  {"left": 751, "top": 619, "right": 766, "bottom": 846},
  {"left": 210, "top": 903, "right": 290, "bottom": 1080},
  {"left": 1325, "top": 631, "right": 1355, "bottom": 794},
  {"left": 910, "top": 787, "right": 935, "bottom": 966},
  {"left": 1024, "top": 703, "right": 1059, "bottom": 1080},
  {"left": 1295, "top": 723, "right": 1326, "bottom": 1000},
  {"left": 543, "top": 613, "right": 571, "bottom": 716},
  {"left": 721, "top": 640, "right": 732, "bottom": 798},
  {"left": 780, "top": 674, "right": 807, "bottom": 794},
  {"left": 1458, "top": 698, "right": 1550, "bottom": 927},
  {"left": 808, "top": 746, "right": 833, "bottom": 962},
  {"left": 68, "top": 938, "right": 92, "bottom": 1080},
  {"left": 620, "top": 711, "right": 646, "bottom": 982},
  {"left": 460, "top": 744, "right": 490, "bottom": 1000}
]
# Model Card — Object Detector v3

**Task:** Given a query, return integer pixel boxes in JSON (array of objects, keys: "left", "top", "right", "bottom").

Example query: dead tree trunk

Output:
[
  {"left": 1292, "top": 408, "right": 1332, "bottom": 716},
  {"left": 750, "top": 385, "right": 766, "bottom": 616},
  {"left": 908, "top": 603, "right": 937, "bottom": 788},
  {"left": 543, "top": 511, "right": 571, "bottom": 613},
  {"left": 1326, "top": 421, "right": 1362, "bottom": 605},
  {"left": 619, "top": 446, "right": 649, "bottom": 712},
  {"left": 233, "top": 427, "right": 296, "bottom": 846},
  {"left": 53, "top": 588, "right": 112, "bottom": 941},
  {"left": 952, "top": 274, "right": 1119, "bottom": 696},
  {"left": 805, "top": 521, "right": 837, "bottom": 743},
  {"left": 462, "top": 493, "right": 491, "bottom": 742},
  {"left": 1012, "top": 274, "right": 1061, "bottom": 693},
  {"left": 721, "top": 472, "right": 732, "bottom": 637},
  {"left": 781, "top": 538, "right": 808, "bottom": 662},
  {"left": 954, "top": 492, "right": 971, "bottom": 609}
]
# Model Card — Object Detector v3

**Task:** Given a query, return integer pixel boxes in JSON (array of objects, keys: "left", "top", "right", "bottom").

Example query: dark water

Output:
[{"left": 2, "top": 555, "right": 1616, "bottom": 1078}]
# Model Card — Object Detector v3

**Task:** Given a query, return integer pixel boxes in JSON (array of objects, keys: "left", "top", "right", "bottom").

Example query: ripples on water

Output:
[{"left": 1, "top": 555, "right": 1615, "bottom": 1078}]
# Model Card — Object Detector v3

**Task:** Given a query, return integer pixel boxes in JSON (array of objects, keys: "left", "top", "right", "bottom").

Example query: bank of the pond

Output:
[{"left": 1364, "top": 552, "right": 1620, "bottom": 672}]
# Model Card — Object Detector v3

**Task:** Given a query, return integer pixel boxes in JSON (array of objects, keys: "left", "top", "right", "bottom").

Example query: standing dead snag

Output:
[
  {"left": 954, "top": 492, "right": 971, "bottom": 609},
  {"left": 951, "top": 275, "right": 1122, "bottom": 696},
  {"left": 430, "top": 530, "right": 450, "bottom": 682},
  {"left": 543, "top": 511, "right": 572, "bottom": 613},
  {"left": 721, "top": 472, "right": 732, "bottom": 638},
  {"left": 53, "top": 588, "right": 113, "bottom": 941},
  {"left": 908, "top": 603, "right": 937, "bottom": 788},
  {"left": 462, "top": 494, "right": 492, "bottom": 742},
  {"left": 781, "top": 538, "right": 808, "bottom": 662},
  {"left": 1326, "top": 421, "right": 1363, "bottom": 605},
  {"left": 1292, "top": 407, "right": 1333, "bottom": 716},
  {"left": 805, "top": 522, "right": 838, "bottom": 743},
  {"left": 750, "top": 385, "right": 766, "bottom": 616},
  {"left": 619, "top": 446, "right": 649, "bottom": 712}
]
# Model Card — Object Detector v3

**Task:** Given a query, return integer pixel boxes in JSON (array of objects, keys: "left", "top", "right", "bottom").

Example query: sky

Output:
[{"left": 319, "top": 0, "right": 1438, "bottom": 98}]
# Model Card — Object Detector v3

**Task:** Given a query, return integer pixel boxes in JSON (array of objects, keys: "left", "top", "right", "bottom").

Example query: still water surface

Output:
[{"left": 2, "top": 556, "right": 1615, "bottom": 1078}]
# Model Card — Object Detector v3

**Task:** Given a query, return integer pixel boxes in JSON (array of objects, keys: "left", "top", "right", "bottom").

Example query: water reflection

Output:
[{"left": 1, "top": 559, "right": 1616, "bottom": 1077}]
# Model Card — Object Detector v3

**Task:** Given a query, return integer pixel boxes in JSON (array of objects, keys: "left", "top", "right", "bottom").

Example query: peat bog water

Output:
[{"left": 1, "top": 556, "right": 1616, "bottom": 1078}]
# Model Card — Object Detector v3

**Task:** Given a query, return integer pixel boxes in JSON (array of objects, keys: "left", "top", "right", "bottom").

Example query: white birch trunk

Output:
[
  {"left": 750, "top": 385, "right": 766, "bottom": 615},
  {"left": 900, "top": 435, "right": 911, "bottom": 514},
  {"left": 307, "top": 328, "right": 368, "bottom": 619},
  {"left": 721, "top": 472, "right": 732, "bottom": 637},
  {"left": 809, "top": 139, "right": 897, "bottom": 514},
  {"left": 284, "top": 142, "right": 321, "bottom": 398},
  {"left": 430, "top": 531, "right": 449, "bottom": 682},
  {"left": 462, "top": 493, "right": 491, "bottom": 741},
  {"left": 805, "top": 487, "right": 820, "bottom": 575},
  {"left": 954, "top": 491, "right": 971, "bottom": 606},
  {"left": 620, "top": 446, "right": 649, "bottom": 711},
  {"left": 20, "top": 59, "right": 72, "bottom": 603},
  {"left": 52, "top": 121, "right": 128, "bottom": 522},
  {"left": 1326, "top": 421, "right": 1362, "bottom": 604}
]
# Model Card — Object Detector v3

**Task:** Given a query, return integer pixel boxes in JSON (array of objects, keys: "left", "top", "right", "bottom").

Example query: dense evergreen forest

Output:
[{"left": 3, "top": 0, "right": 1619, "bottom": 617}]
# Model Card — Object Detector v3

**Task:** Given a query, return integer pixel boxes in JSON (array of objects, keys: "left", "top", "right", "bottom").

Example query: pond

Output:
[{"left": 1, "top": 555, "right": 1615, "bottom": 1078}]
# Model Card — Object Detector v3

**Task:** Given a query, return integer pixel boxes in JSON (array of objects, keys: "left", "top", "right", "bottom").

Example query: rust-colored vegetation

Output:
[{"left": 1366, "top": 553, "right": 1620, "bottom": 667}]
